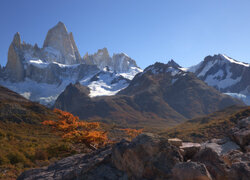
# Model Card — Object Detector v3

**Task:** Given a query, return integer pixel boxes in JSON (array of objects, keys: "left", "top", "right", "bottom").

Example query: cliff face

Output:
[
  {"left": 5, "top": 32, "right": 25, "bottom": 81},
  {"left": 4, "top": 22, "right": 83, "bottom": 82},
  {"left": 83, "top": 48, "right": 139, "bottom": 73},
  {"left": 43, "top": 22, "right": 81, "bottom": 64}
]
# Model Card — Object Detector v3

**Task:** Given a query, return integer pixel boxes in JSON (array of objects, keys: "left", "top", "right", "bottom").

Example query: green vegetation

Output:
[
  {"left": 0, "top": 121, "right": 78, "bottom": 179},
  {"left": 161, "top": 106, "right": 250, "bottom": 142}
]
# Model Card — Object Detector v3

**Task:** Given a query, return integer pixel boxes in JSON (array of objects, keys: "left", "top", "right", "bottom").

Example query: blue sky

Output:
[{"left": 1, "top": 0, "right": 250, "bottom": 68}]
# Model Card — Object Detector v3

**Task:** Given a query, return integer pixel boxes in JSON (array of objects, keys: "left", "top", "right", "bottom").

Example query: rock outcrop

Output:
[{"left": 172, "top": 162, "right": 212, "bottom": 180}]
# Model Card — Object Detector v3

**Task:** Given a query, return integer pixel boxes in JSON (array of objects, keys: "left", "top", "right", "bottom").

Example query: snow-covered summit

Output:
[
  {"left": 142, "top": 61, "right": 186, "bottom": 77},
  {"left": 188, "top": 54, "right": 250, "bottom": 104}
]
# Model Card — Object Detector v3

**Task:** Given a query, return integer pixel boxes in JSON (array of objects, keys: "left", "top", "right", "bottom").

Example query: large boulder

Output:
[
  {"left": 172, "top": 162, "right": 212, "bottom": 180},
  {"left": 112, "top": 133, "right": 183, "bottom": 179},
  {"left": 192, "top": 148, "right": 229, "bottom": 180},
  {"left": 230, "top": 117, "right": 250, "bottom": 148},
  {"left": 180, "top": 142, "right": 201, "bottom": 160}
]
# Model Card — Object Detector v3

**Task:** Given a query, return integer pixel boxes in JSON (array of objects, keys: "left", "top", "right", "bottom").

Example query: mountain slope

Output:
[
  {"left": 189, "top": 54, "right": 250, "bottom": 104},
  {"left": 54, "top": 82, "right": 185, "bottom": 127},
  {"left": 0, "top": 86, "right": 78, "bottom": 179},
  {"left": 54, "top": 62, "right": 243, "bottom": 127},
  {"left": 119, "top": 62, "right": 244, "bottom": 119},
  {"left": 161, "top": 105, "right": 249, "bottom": 142},
  {"left": 0, "top": 85, "right": 57, "bottom": 123}
]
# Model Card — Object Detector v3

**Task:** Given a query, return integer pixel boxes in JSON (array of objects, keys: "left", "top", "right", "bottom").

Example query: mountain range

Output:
[
  {"left": 0, "top": 22, "right": 141, "bottom": 106},
  {"left": 54, "top": 62, "right": 243, "bottom": 127},
  {"left": 0, "top": 22, "right": 250, "bottom": 123}
]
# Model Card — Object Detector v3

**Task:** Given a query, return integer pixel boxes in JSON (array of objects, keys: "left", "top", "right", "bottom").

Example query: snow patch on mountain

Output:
[
  {"left": 80, "top": 71, "right": 130, "bottom": 97},
  {"left": 0, "top": 66, "right": 137, "bottom": 106},
  {"left": 119, "top": 67, "right": 142, "bottom": 80},
  {"left": 205, "top": 70, "right": 242, "bottom": 89},
  {"left": 221, "top": 54, "right": 250, "bottom": 67},
  {"left": 224, "top": 93, "right": 250, "bottom": 105}
]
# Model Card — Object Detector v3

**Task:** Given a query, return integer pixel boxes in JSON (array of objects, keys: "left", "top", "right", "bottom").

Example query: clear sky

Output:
[{"left": 1, "top": 0, "right": 250, "bottom": 69}]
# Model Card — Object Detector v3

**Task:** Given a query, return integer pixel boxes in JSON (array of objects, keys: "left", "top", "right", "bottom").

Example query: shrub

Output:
[
  {"left": 0, "top": 155, "right": 9, "bottom": 165},
  {"left": 7, "top": 151, "right": 27, "bottom": 165},
  {"left": 34, "top": 149, "right": 48, "bottom": 160}
]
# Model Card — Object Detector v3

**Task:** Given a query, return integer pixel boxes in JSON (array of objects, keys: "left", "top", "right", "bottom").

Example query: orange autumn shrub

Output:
[
  {"left": 42, "top": 109, "right": 108, "bottom": 149},
  {"left": 120, "top": 128, "right": 143, "bottom": 140}
]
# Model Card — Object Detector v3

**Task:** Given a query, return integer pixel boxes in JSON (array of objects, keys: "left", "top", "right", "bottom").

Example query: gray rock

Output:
[
  {"left": 201, "top": 139, "right": 240, "bottom": 156},
  {"left": 224, "top": 151, "right": 250, "bottom": 180},
  {"left": 172, "top": 161, "right": 212, "bottom": 180},
  {"left": 180, "top": 142, "right": 201, "bottom": 160},
  {"left": 17, "top": 146, "right": 126, "bottom": 180},
  {"left": 112, "top": 133, "right": 183, "bottom": 179},
  {"left": 231, "top": 117, "right": 250, "bottom": 147},
  {"left": 192, "top": 147, "right": 229, "bottom": 180}
]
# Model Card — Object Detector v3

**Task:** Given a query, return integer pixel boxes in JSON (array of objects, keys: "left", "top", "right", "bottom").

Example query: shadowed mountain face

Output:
[
  {"left": 0, "top": 85, "right": 56, "bottom": 124},
  {"left": 54, "top": 62, "right": 244, "bottom": 127}
]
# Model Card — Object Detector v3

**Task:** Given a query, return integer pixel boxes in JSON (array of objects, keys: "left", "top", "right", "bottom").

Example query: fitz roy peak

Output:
[
  {"left": 0, "top": 22, "right": 142, "bottom": 105},
  {"left": 42, "top": 21, "right": 82, "bottom": 65}
]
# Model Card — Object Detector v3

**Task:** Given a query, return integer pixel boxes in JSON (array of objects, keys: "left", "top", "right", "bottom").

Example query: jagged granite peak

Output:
[
  {"left": 12, "top": 32, "right": 21, "bottom": 48},
  {"left": 188, "top": 54, "right": 250, "bottom": 104},
  {"left": 112, "top": 52, "right": 138, "bottom": 72},
  {"left": 69, "top": 32, "right": 81, "bottom": 63},
  {"left": 83, "top": 48, "right": 140, "bottom": 73},
  {"left": 83, "top": 47, "right": 111, "bottom": 69},
  {"left": 5, "top": 32, "right": 25, "bottom": 81},
  {"left": 43, "top": 21, "right": 81, "bottom": 64}
]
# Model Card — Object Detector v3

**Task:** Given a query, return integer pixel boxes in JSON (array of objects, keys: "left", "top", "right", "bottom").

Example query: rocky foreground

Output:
[{"left": 18, "top": 117, "right": 250, "bottom": 180}]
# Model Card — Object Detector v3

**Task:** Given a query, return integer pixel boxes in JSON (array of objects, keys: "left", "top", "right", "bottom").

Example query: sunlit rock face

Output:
[
  {"left": 43, "top": 21, "right": 82, "bottom": 65},
  {"left": 5, "top": 32, "right": 25, "bottom": 81},
  {"left": 83, "top": 48, "right": 139, "bottom": 73}
]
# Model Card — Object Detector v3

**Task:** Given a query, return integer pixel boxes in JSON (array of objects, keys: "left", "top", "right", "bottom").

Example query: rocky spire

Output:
[
  {"left": 43, "top": 21, "right": 81, "bottom": 64},
  {"left": 5, "top": 32, "right": 25, "bottom": 81},
  {"left": 12, "top": 32, "right": 21, "bottom": 48}
]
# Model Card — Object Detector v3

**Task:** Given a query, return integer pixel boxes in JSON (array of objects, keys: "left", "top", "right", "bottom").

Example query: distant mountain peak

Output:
[
  {"left": 42, "top": 22, "right": 81, "bottom": 64},
  {"left": 167, "top": 59, "right": 181, "bottom": 68},
  {"left": 13, "top": 32, "right": 21, "bottom": 47}
]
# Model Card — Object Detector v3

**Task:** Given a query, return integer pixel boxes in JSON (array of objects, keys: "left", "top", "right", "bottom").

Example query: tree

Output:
[{"left": 42, "top": 109, "right": 108, "bottom": 150}]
